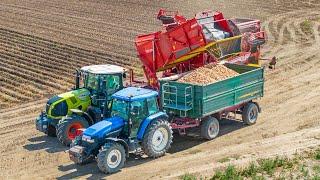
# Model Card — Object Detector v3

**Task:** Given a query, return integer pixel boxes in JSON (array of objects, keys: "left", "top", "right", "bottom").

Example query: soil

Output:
[{"left": 0, "top": 0, "right": 320, "bottom": 179}]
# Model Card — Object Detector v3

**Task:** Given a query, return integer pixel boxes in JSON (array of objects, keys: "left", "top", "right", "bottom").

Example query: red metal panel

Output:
[
  {"left": 136, "top": 18, "right": 206, "bottom": 73},
  {"left": 214, "top": 11, "right": 232, "bottom": 33},
  {"left": 183, "top": 18, "right": 206, "bottom": 50}
]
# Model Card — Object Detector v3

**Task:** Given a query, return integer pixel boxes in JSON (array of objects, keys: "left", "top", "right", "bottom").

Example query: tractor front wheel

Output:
[
  {"left": 57, "top": 115, "right": 89, "bottom": 146},
  {"left": 97, "top": 142, "right": 126, "bottom": 174},
  {"left": 142, "top": 119, "right": 173, "bottom": 158}
]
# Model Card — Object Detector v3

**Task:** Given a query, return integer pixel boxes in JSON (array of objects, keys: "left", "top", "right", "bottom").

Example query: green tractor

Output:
[{"left": 35, "top": 64, "right": 126, "bottom": 145}]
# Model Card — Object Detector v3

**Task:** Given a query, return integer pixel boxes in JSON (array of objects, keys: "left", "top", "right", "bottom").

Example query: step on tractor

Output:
[
  {"left": 69, "top": 87, "right": 173, "bottom": 174},
  {"left": 35, "top": 64, "right": 126, "bottom": 145}
]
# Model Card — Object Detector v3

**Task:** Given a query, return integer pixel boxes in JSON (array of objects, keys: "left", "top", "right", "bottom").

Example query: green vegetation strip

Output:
[{"left": 181, "top": 147, "right": 320, "bottom": 180}]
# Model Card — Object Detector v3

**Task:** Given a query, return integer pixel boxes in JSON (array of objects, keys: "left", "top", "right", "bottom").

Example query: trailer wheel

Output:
[
  {"left": 201, "top": 117, "right": 219, "bottom": 140},
  {"left": 57, "top": 115, "right": 89, "bottom": 146},
  {"left": 242, "top": 103, "right": 259, "bottom": 125},
  {"left": 97, "top": 142, "right": 126, "bottom": 174},
  {"left": 142, "top": 119, "right": 173, "bottom": 158}
]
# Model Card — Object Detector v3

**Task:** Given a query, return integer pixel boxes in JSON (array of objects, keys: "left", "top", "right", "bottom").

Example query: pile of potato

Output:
[{"left": 177, "top": 64, "right": 239, "bottom": 85}]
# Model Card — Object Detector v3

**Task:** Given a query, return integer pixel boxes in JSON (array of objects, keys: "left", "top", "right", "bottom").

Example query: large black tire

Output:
[
  {"left": 242, "top": 102, "right": 259, "bottom": 125},
  {"left": 142, "top": 119, "right": 173, "bottom": 158},
  {"left": 200, "top": 116, "right": 219, "bottom": 140},
  {"left": 57, "top": 115, "right": 89, "bottom": 146},
  {"left": 47, "top": 125, "right": 56, "bottom": 137},
  {"left": 97, "top": 142, "right": 126, "bottom": 174}
]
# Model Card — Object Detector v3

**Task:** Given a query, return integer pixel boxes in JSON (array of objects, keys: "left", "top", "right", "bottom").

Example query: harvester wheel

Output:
[
  {"left": 200, "top": 116, "right": 219, "bottom": 140},
  {"left": 47, "top": 125, "right": 56, "bottom": 137},
  {"left": 97, "top": 142, "right": 126, "bottom": 174},
  {"left": 57, "top": 115, "right": 89, "bottom": 146},
  {"left": 142, "top": 119, "right": 173, "bottom": 158},
  {"left": 242, "top": 103, "right": 259, "bottom": 125}
]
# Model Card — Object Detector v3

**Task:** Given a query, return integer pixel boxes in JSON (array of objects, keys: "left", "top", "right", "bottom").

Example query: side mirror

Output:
[{"left": 123, "top": 73, "right": 127, "bottom": 78}]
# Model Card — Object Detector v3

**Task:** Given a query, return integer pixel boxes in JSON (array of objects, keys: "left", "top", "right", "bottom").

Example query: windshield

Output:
[
  {"left": 82, "top": 73, "right": 121, "bottom": 92},
  {"left": 111, "top": 99, "right": 129, "bottom": 120},
  {"left": 84, "top": 73, "right": 99, "bottom": 90}
]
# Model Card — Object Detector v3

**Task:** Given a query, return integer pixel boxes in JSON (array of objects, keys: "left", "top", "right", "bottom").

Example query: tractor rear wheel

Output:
[
  {"left": 200, "top": 116, "right": 219, "bottom": 140},
  {"left": 142, "top": 119, "right": 173, "bottom": 158},
  {"left": 97, "top": 142, "right": 126, "bottom": 174},
  {"left": 57, "top": 115, "right": 89, "bottom": 146},
  {"left": 242, "top": 102, "right": 259, "bottom": 125}
]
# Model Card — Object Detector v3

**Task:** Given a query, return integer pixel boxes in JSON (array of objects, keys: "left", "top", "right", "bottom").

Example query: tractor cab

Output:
[
  {"left": 78, "top": 64, "right": 126, "bottom": 107},
  {"left": 110, "top": 87, "right": 159, "bottom": 137}
]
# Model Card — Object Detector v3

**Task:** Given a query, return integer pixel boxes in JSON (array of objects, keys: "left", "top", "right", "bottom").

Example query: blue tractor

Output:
[{"left": 69, "top": 87, "right": 173, "bottom": 173}]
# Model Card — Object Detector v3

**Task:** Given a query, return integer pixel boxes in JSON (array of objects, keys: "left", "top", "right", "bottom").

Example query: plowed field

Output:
[{"left": 0, "top": 0, "right": 319, "bottom": 179}]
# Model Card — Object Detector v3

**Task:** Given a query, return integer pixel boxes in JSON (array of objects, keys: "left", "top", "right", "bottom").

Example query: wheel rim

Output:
[
  {"left": 208, "top": 120, "right": 219, "bottom": 138},
  {"left": 107, "top": 149, "right": 122, "bottom": 169},
  {"left": 248, "top": 106, "right": 258, "bottom": 123},
  {"left": 67, "top": 122, "right": 83, "bottom": 140},
  {"left": 151, "top": 127, "right": 169, "bottom": 152}
]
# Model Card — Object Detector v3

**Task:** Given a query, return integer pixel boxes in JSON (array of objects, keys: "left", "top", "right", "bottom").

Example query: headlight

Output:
[{"left": 82, "top": 135, "right": 94, "bottom": 143}]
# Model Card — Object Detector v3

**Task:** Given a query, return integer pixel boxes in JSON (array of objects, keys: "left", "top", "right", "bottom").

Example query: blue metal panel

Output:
[
  {"left": 136, "top": 112, "right": 168, "bottom": 140},
  {"left": 112, "top": 87, "right": 158, "bottom": 102},
  {"left": 83, "top": 116, "right": 124, "bottom": 139}
]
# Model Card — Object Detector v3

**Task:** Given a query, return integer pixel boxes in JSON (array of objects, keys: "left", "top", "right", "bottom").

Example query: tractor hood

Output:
[
  {"left": 46, "top": 88, "right": 91, "bottom": 118},
  {"left": 83, "top": 116, "right": 125, "bottom": 139},
  {"left": 57, "top": 88, "right": 91, "bottom": 101}
]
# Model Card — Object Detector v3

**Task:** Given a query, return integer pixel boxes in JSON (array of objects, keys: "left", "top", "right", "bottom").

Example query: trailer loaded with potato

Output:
[{"left": 160, "top": 63, "right": 264, "bottom": 139}]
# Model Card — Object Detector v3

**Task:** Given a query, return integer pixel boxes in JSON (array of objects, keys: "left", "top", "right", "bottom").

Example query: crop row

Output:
[{"left": 0, "top": 28, "right": 141, "bottom": 108}]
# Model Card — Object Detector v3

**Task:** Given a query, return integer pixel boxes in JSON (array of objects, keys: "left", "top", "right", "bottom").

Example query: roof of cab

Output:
[
  {"left": 80, "top": 64, "right": 125, "bottom": 75},
  {"left": 112, "top": 87, "right": 158, "bottom": 101}
]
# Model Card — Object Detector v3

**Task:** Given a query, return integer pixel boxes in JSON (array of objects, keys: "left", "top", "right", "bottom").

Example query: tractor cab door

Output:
[
  {"left": 100, "top": 74, "right": 122, "bottom": 97},
  {"left": 99, "top": 74, "right": 123, "bottom": 116},
  {"left": 129, "top": 100, "right": 148, "bottom": 137},
  {"left": 129, "top": 97, "right": 159, "bottom": 138}
]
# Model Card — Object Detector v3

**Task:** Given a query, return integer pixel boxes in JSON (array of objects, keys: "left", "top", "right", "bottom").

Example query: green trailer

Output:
[{"left": 159, "top": 64, "right": 264, "bottom": 139}]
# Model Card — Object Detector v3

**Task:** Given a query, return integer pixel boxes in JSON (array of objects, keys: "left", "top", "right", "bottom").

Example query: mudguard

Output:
[
  {"left": 105, "top": 137, "right": 130, "bottom": 157},
  {"left": 136, "top": 112, "right": 168, "bottom": 140}
]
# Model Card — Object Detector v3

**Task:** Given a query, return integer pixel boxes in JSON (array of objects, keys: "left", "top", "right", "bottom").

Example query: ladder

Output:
[{"left": 162, "top": 83, "right": 193, "bottom": 117}]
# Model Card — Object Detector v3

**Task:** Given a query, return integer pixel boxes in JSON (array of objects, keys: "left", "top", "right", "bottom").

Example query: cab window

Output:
[
  {"left": 101, "top": 75, "right": 121, "bottom": 94},
  {"left": 147, "top": 97, "right": 158, "bottom": 115},
  {"left": 129, "top": 100, "right": 148, "bottom": 136},
  {"left": 85, "top": 74, "right": 99, "bottom": 90}
]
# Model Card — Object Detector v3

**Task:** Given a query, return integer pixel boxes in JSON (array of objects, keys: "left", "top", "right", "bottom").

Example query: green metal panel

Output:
[{"left": 160, "top": 64, "right": 264, "bottom": 118}]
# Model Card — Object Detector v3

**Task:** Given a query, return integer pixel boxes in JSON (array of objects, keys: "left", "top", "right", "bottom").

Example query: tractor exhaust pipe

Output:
[{"left": 75, "top": 69, "right": 80, "bottom": 89}]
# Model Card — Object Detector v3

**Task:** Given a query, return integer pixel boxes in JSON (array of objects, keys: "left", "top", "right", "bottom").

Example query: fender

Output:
[
  {"left": 252, "top": 102, "right": 261, "bottom": 113},
  {"left": 105, "top": 137, "right": 129, "bottom": 157},
  {"left": 70, "top": 109, "right": 94, "bottom": 125},
  {"left": 136, "top": 112, "right": 168, "bottom": 141}
]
